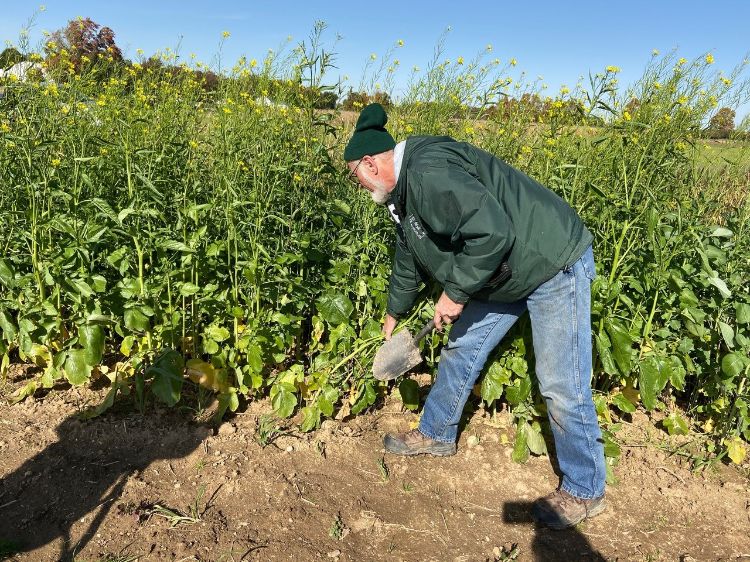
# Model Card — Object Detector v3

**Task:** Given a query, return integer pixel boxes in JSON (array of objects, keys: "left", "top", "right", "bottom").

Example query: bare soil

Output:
[{"left": 0, "top": 365, "right": 748, "bottom": 562}]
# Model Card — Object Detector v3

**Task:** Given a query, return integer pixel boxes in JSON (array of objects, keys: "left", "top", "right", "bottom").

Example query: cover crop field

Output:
[{"left": 0, "top": 17, "right": 749, "bottom": 561}]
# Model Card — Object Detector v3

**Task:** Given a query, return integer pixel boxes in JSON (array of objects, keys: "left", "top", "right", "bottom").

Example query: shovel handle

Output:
[{"left": 414, "top": 319, "right": 435, "bottom": 343}]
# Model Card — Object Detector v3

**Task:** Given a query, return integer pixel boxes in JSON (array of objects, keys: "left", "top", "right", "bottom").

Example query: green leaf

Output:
[
  {"left": 78, "top": 324, "right": 104, "bottom": 366},
  {"left": 271, "top": 382, "right": 297, "bottom": 418},
  {"left": 0, "top": 258, "right": 15, "bottom": 287},
  {"left": 91, "top": 275, "right": 107, "bottom": 293},
  {"left": 120, "top": 335, "right": 135, "bottom": 356},
  {"left": 316, "top": 292, "right": 354, "bottom": 326},
  {"left": 124, "top": 308, "right": 150, "bottom": 332},
  {"left": 595, "top": 334, "right": 618, "bottom": 376},
  {"left": 206, "top": 325, "right": 231, "bottom": 343},
  {"left": 721, "top": 352, "right": 747, "bottom": 380},
  {"left": 64, "top": 349, "right": 93, "bottom": 386},
  {"left": 736, "top": 303, "right": 750, "bottom": 325},
  {"left": 318, "top": 385, "right": 339, "bottom": 417},
  {"left": 718, "top": 321, "right": 735, "bottom": 349},
  {"left": 11, "top": 380, "right": 37, "bottom": 404},
  {"left": 246, "top": 343, "right": 263, "bottom": 373},
  {"left": 606, "top": 319, "right": 634, "bottom": 376},
  {"left": 300, "top": 405, "right": 321, "bottom": 432},
  {"left": 351, "top": 381, "right": 377, "bottom": 415},
  {"left": 511, "top": 422, "right": 529, "bottom": 463},
  {"left": 611, "top": 393, "right": 636, "bottom": 414},
  {"left": 524, "top": 423, "right": 547, "bottom": 456},
  {"left": 709, "top": 226, "right": 733, "bottom": 238},
  {"left": 707, "top": 276, "right": 731, "bottom": 299},
  {"left": 663, "top": 412, "right": 689, "bottom": 436},
  {"left": 361, "top": 319, "right": 382, "bottom": 340},
  {"left": 505, "top": 376, "right": 531, "bottom": 406},
  {"left": 480, "top": 361, "right": 508, "bottom": 405},
  {"left": 668, "top": 356, "right": 687, "bottom": 391},
  {"left": 398, "top": 378, "right": 420, "bottom": 411},
  {"left": 0, "top": 310, "right": 17, "bottom": 342},
  {"left": 602, "top": 433, "right": 621, "bottom": 458},
  {"left": 214, "top": 390, "right": 240, "bottom": 424},
  {"left": 179, "top": 282, "right": 200, "bottom": 296},
  {"left": 639, "top": 356, "right": 669, "bottom": 411},
  {"left": 162, "top": 240, "right": 194, "bottom": 253},
  {"left": 147, "top": 350, "right": 185, "bottom": 407}
]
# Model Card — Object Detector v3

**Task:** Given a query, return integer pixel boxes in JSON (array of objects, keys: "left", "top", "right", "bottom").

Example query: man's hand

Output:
[
  {"left": 434, "top": 291, "right": 464, "bottom": 331},
  {"left": 382, "top": 314, "right": 398, "bottom": 340}
]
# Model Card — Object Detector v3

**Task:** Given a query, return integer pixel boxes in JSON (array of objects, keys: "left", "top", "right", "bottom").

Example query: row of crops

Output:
[{"left": 1, "top": 32, "right": 748, "bottom": 468}]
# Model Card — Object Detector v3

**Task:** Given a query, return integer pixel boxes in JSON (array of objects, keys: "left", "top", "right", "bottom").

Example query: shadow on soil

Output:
[
  {"left": 0, "top": 408, "right": 210, "bottom": 561},
  {"left": 503, "top": 501, "right": 606, "bottom": 561}
]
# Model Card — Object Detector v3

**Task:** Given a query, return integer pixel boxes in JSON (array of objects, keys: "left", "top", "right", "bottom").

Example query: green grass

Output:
[{"left": 696, "top": 139, "right": 750, "bottom": 170}]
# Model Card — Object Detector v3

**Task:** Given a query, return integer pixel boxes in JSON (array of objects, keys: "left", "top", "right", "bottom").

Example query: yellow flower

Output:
[
  {"left": 51, "top": 158, "right": 61, "bottom": 167},
  {"left": 606, "top": 65, "right": 621, "bottom": 73},
  {"left": 652, "top": 49, "right": 660, "bottom": 56},
  {"left": 560, "top": 86, "right": 570, "bottom": 95},
  {"left": 521, "top": 145, "right": 532, "bottom": 155},
  {"left": 510, "top": 58, "right": 517, "bottom": 66},
  {"left": 222, "top": 31, "right": 230, "bottom": 39},
  {"left": 486, "top": 44, "right": 493, "bottom": 52},
  {"left": 457, "top": 56, "right": 464, "bottom": 65},
  {"left": 405, "top": 124, "right": 414, "bottom": 134},
  {"left": 189, "top": 140, "right": 199, "bottom": 149},
  {"left": 705, "top": 53, "right": 714, "bottom": 64},
  {"left": 0, "top": 122, "right": 10, "bottom": 133},
  {"left": 663, "top": 114, "right": 671, "bottom": 123},
  {"left": 370, "top": 53, "right": 377, "bottom": 61},
  {"left": 623, "top": 111, "right": 632, "bottom": 121},
  {"left": 677, "top": 96, "right": 688, "bottom": 105},
  {"left": 99, "top": 147, "right": 109, "bottom": 156},
  {"left": 678, "top": 57, "right": 687, "bottom": 65},
  {"left": 722, "top": 77, "right": 732, "bottom": 86},
  {"left": 654, "top": 81, "right": 661, "bottom": 90},
  {"left": 397, "top": 39, "right": 404, "bottom": 47},
  {"left": 464, "top": 125, "right": 474, "bottom": 135}
]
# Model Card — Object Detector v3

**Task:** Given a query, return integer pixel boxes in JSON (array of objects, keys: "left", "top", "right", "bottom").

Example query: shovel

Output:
[{"left": 372, "top": 319, "right": 435, "bottom": 381}]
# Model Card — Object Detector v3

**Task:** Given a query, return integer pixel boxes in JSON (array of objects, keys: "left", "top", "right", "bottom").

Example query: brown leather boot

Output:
[
  {"left": 531, "top": 488, "right": 606, "bottom": 529},
  {"left": 383, "top": 428, "right": 457, "bottom": 456}
]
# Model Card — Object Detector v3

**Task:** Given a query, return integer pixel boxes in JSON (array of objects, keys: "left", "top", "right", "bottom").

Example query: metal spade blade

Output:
[{"left": 372, "top": 320, "right": 435, "bottom": 381}]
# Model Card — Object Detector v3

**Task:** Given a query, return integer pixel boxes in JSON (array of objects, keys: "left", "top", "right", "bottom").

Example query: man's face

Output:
[{"left": 348, "top": 156, "right": 391, "bottom": 205}]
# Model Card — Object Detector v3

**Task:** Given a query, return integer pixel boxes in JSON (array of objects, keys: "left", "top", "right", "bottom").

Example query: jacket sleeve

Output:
[
  {"left": 386, "top": 233, "right": 426, "bottom": 318},
  {"left": 418, "top": 166, "right": 515, "bottom": 303}
]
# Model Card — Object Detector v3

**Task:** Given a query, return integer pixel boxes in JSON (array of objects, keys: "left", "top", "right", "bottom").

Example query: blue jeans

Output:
[{"left": 419, "top": 246, "right": 606, "bottom": 499}]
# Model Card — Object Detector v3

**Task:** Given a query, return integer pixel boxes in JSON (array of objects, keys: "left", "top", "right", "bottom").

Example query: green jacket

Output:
[{"left": 386, "top": 136, "right": 593, "bottom": 318}]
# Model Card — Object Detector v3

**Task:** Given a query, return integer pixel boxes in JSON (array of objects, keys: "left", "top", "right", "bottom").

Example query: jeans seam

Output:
[
  {"left": 435, "top": 322, "right": 496, "bottom": 439},
  {"left": 570, "top": 263, "right": 603, "bottom": 498}
]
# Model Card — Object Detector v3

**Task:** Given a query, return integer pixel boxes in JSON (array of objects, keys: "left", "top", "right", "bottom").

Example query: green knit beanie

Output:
[{"left": 344, "top": 103, "right": 396, "bottom": 161}]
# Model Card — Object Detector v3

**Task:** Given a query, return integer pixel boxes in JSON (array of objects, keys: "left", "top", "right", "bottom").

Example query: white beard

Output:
[{"left": 370, "top": 186, "right": 390, "bottom": 205}]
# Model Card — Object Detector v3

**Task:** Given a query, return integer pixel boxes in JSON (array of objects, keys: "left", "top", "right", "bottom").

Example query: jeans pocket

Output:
[{"left": 581, "top": 246, "right": 597, "bottom": 281}]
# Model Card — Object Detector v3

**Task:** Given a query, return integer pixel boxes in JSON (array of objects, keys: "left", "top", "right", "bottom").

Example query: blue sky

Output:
[{"left": 3, "top": 1, "right": 750, "bottom": 120}]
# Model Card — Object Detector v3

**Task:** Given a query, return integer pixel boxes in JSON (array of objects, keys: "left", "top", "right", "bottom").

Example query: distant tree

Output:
[
  {"left": 706, "top": 107, "right": 736, "bottom": 139},
  {"left": 44, "top": 17, "right": 123, "bottom": 75},
  {"left": 341, "top": 90, "right": 392, "bottom": 111},
  {"left": 0, "top": 47, "right": 25, "bottom": 70}
]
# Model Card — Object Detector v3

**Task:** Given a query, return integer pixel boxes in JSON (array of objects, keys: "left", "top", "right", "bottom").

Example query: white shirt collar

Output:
[{"left": 393, "top": 140, "right": 406, "bottom": 181}]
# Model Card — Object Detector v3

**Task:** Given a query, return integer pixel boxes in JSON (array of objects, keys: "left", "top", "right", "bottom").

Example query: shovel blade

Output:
[{"left": 372, "top": 330, "right": 424, "bottom": 381}]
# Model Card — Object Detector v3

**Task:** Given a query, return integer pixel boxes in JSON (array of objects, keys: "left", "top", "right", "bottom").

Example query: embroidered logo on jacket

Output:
[{"left": 407, "top": 214, "right": 426, "bottom": 239}]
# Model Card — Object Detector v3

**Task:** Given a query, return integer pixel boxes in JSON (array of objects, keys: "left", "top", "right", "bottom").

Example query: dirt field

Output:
[{"left": 0, "top": 366, "right": 748, "bottom": 562}]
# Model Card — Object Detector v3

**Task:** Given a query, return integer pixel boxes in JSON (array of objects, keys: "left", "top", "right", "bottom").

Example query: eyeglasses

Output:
[{"left": 347, "top": 159, "right": 364, "bottom": 185}]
